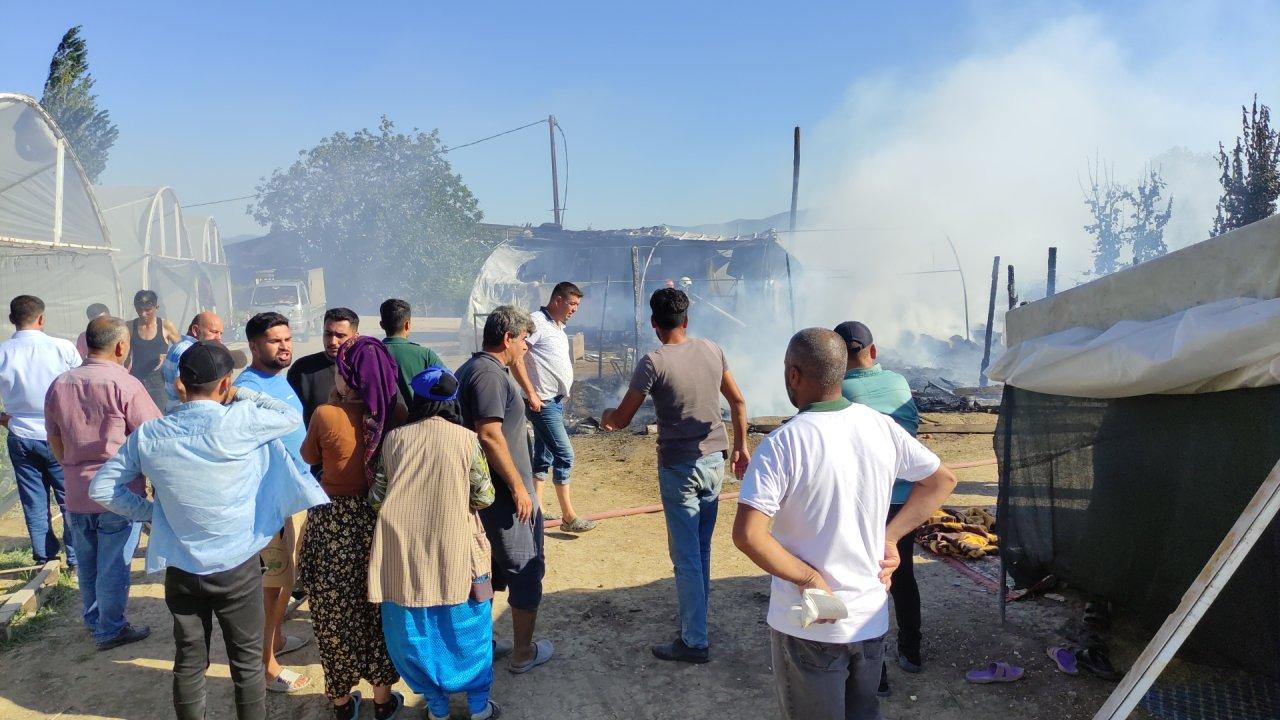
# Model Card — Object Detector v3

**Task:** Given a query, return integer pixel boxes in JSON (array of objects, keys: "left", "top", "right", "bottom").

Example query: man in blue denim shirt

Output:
[
  {"left": 89, "top": 341, "right": 328, "bottom": 720},
  {"left": 602, "top": 288, "right": 749, "bottom": 664},
  {"left": 835, "top": 320, "right": 925, "bottom": 694}
]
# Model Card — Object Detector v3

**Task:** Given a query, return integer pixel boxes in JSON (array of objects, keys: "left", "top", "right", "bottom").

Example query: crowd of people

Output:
[{"left": 0, "top": 280, "right": 958, "bottom": 720}]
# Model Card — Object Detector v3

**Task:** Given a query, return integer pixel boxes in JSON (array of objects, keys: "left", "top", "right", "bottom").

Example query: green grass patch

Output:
[
  {"left": 2, "top": 572, "right": 77, "bottom": 649},
  {"left": 0, "top": 547, "right": 35, "bottom": 571}
]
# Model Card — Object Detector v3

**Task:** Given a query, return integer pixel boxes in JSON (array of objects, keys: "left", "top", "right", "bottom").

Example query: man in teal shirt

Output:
[
  {"left": 834, "top": 320, "right": 924, "bottom": 693},
  {"left": 380, "top": 298, "right": 445, "bottom": 402}
]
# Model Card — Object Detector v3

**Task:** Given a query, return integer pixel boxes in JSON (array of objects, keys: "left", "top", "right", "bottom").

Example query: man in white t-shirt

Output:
[
  {"left": 511, "top": 281, "right": 597, "bottom": 532},
  {"left": 734, "top": 328, "right": 956, "bottom": 720}
]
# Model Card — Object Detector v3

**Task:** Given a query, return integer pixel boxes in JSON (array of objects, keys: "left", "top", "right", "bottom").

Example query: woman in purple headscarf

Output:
[{"left": 299, "top": 335, "right": 405, "bottom": 720}]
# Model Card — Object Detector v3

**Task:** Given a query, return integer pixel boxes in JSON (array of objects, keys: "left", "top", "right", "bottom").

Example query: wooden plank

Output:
[
  {"left": 0, "top": 560, "right": 61, "bottom": 639},
  {"left": 1092, "top": 456, "right": 1280, "bottom": 720},
  {"left": 0, "top": 565, "right": 43, "bottom": 578}
]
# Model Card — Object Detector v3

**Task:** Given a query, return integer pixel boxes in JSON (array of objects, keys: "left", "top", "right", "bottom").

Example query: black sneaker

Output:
[
  {"left": 374, "top": 690, "right": 404, "bottom": 720},
  {"left": 898, "top": 649, "right": 923, "bottom": 673},
  {"left": 96, "top": 624, "right": 151, "bottom": 651},
  {"left": 878, "top": 662, "right": 891, "bottom": 697},
  {"left": 652, "top": 637, "right": 710, "bottom": 664}
]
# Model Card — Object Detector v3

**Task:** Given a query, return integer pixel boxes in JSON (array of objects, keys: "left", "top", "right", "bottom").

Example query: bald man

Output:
[
  {"left": 734, "top": 328, "right": 957, "bottom": 720},
  {"left": 161, "top": 312, "right": 246, "bottom": 412}
]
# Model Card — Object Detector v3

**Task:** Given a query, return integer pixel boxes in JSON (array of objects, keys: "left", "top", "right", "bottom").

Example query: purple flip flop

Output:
[
  {"left": 965, "top": 661, "right": 1025, "bottom": 684},
  {"left": 1047, "top": 646, "right": 1079, "bottom": 675}
]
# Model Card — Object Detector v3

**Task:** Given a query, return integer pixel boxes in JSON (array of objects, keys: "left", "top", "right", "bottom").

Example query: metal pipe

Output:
[{"left": 980, "top": 256, "right": 1000, "bottom": 386}]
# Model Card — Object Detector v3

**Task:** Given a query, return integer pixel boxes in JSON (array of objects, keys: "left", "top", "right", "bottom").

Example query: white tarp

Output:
[
  {"left": 1006, "top": 215, "right": 1280, "bottom": 347},
  {"left": 987, "top": 297, "right": 1280, "bottom": 397},
  {"left": 0, "top": 93, "right": 123, "bottom": 340},
  {"left": 460, "top": 243, "right": 539, "bottom": 351}
]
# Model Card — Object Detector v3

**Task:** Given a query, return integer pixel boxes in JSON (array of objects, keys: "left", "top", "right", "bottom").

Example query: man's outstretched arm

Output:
[{"left": 601, "top": 389, "right": 646, "bottom": 431}]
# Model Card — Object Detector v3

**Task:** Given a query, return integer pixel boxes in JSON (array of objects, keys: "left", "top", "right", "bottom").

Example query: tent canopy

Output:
[
  {"left": 996, "top": 216, "right": 1280, "bottom": 677},
  {"left": 993, "top": 217, "right": 1280, "bottom": 396}
]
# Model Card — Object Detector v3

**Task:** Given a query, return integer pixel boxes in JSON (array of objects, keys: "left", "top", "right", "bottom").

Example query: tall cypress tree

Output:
[
  {"left": 1212, "top": 96, "right": 1280, "bottom": 236},
  {"left": 40, "top": 26, "right": 118, "bottom": 182}
]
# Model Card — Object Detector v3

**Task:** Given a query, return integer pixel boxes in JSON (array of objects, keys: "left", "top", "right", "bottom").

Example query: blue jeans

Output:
[
  {"left": 6, "top": 433, "right": 75, "bottom": 565},
  {"left": 528, "top": 397, "right": 573, "bottom": 485},
  {"left": 64, "top": 511, "right": 143, "bottom": 643},
  {"left": 658, "top": 452, "right": 724, "bottom": 650}
]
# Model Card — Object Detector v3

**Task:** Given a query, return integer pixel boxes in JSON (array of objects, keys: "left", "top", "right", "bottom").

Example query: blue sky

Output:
[{"left": 0, "top": 1, "right": 1274, "bottom": 240}]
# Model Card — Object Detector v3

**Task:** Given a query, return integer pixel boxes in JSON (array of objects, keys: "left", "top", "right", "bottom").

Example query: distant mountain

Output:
[
  {"left": 669, "top": 209, "right": 815, "bottom": 237},
  {"left": 222, "top": 233, "right": 262, "bottom": 246}
]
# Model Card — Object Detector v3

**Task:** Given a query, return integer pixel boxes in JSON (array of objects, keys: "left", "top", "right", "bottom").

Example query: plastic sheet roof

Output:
[{"left": 0, "top": 93, "right": 113, "bottom": 250}]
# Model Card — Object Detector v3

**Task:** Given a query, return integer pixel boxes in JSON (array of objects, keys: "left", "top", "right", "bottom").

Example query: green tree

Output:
[
  {"left": 249, "top": 118, "right": 496, "bottom": 312},
  {"left": 40, "top": 26, "right": 118, "bottom": 182},
  {"left": 1126, "top": 167, "right": 1173, "bottom": 264},
  {"left": 1212, "top": 96, "right": 1280, "bottom": 236},
  {"left": 1082, "top": 156, "right": 1127, "bottom": 276}
]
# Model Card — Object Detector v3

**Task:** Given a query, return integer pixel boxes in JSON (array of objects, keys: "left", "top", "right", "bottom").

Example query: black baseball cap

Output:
[
  {"left": 178, "top": 340, "right": 235, "bottom": 386},
  {"left": 833, "top": 321, "right": 874, "bottom": 351}
]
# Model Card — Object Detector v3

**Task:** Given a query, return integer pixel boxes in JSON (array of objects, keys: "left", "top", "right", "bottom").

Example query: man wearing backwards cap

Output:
[
  {"left": 90, "top": 341, "right": 328, "bottom": 720},
  {"left": 834, "top": 320, "right": 926, "bottom": 698}
]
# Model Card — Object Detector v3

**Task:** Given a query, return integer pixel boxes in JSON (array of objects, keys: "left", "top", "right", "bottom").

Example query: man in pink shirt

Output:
[{"left": 45, "top": 315, "right": 162, "bottom": 651}]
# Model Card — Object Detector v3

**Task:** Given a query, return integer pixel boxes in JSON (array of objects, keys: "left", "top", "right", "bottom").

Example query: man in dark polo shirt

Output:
[
  {"left": 457, "top": 304, "right": 554, "bottom": 675},
  {"left": 286, "top": 308, "right": 358, "bottom": 427}
]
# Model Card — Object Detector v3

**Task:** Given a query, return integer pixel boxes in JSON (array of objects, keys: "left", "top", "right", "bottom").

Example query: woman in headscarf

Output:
[
  {"left": 299, "top": 335, "right": 404, "bottom": 720},
  {"left": 369, "top": 367, "right": 501, "bottom": 720}
]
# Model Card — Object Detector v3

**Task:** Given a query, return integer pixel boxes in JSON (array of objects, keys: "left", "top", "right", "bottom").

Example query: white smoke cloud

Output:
[{"left": 787, "top": 9, "right": 1277, "bottom": 374}]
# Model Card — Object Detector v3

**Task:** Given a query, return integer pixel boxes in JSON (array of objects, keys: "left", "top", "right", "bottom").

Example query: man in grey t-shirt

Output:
[
  {"left": 602, "top": 288, "right": 749, "bottom": 663},
  {"left": 457, "top": 305, "right": 554, "bottom": 674}
]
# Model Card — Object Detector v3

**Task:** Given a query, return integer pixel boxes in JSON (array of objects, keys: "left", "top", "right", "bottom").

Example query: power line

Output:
[
  {"left": 184, "top": 193, "right": 259, "bottom": 208},
  {"left": 185, "top": 118, "right": 551, "bottom": 208},
  {"left": 442, "top": 119, "right": 547, "bottom": 153}
]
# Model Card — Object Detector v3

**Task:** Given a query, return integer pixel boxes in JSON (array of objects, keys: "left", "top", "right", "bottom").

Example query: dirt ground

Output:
[{"left": 0, "top": 409, "right": 1143, "bottom": 719}]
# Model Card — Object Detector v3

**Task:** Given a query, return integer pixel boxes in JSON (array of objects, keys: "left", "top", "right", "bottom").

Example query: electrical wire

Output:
[
  {"left": 184, "top": 193, "right": 259, "bottom": 208},
  {"left": 442, "top": 118, "right": 547, "bottom": 153},
  {"left": 185, "top": 118, "right": 551, "bottom": 208}
]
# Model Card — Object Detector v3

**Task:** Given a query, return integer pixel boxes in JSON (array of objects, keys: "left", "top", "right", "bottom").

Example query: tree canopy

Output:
[
  {"left": 1082, "top": 157, "right": 1173, "bottom": 275},
  {"left": 1213, "top": 96, "right": 1280, "bottom": 236},
  {"left": 1128, "top": 168, "right": 1173, "bottom": 264},
  {"left": 40, "top": 26, "right": 118, "bottom": 183},
  {"left": 249, "top": 118, "right": 498, "bottom": 312}
]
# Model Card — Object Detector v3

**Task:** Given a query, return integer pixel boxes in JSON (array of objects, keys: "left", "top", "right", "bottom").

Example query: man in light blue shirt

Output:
[
  {"left": 0, "top": 294, "right": 81, "bottom": 567},
  {"left": 90, "top": 341, "right": 327, "bottom": 720},
  {"left": 162, "top": 312, "right": 231, "bottom": 413},
  {"left": 232, "top": 311, "right": 311, "bottom": 693},
  {"left": 835, "top": 320, "right": 925, "bottom": 692}
]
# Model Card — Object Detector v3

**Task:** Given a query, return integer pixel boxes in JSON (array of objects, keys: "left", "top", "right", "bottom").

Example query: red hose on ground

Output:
[{"left": 545, "top": 456, "right": 998, "bottom": 529}]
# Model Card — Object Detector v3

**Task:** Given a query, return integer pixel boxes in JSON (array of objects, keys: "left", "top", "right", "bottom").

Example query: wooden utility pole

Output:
[
  {"left": 1007, "top": 265, "right": 1018, "bottom": 310},
  {"left": 785, "top": 126, "right": 800, "bottom": 331},
  {"left": 631, "top": 246, "right": 642, "bottom": 371},
  {"left": 549, "top": 115, "right": 562, "bottom": 226},
  {"left": 980, "top": 256, "right": 1000, "bottom": 387},
  {"left": 789, "top": 127, "right": 800, "bottom": 234},
  {"left": 1046, "top": 247, "right": 1058, "bottom": 297}
]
